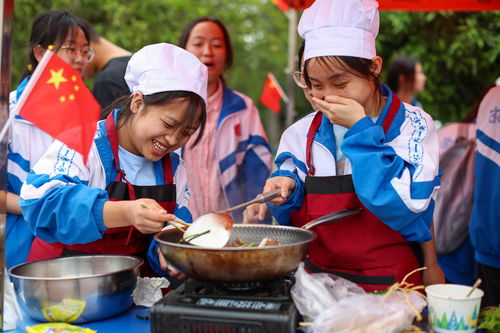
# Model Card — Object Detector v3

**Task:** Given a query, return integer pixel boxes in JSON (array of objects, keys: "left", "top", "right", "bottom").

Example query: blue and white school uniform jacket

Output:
[
  {"left": 19, "top": 119, "right": 192, "bottom": 275},
  {"left": 268, "top": 85, "right": 440, "bottom": 243},
  {"left": 6, "top": 77, "right": 54, "bottom": 268},
  {"left": 206, "top": 85, "right": 272, "bottom": 210},
  {"left": 469, "top": 86, "right": 500, "bottom": 269}
]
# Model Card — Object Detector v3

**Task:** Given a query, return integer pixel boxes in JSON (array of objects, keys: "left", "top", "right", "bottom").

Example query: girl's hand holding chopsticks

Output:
[
  {"left": 138, "top": 200, "right": 188, "bottom": 232},
  {"left": 104, "top": 199, "right": 171, "bottom": 234}
]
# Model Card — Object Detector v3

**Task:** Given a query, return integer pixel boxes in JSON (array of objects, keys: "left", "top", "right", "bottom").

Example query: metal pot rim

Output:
[
  {"left": 8, "top": 254, "right": 143, "bottom": 281},
  {"left": 154, "top": 224, "right": 316, "bottom": 251}
]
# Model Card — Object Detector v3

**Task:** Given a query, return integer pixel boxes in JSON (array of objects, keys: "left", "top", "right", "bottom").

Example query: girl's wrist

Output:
[{"left": 103, "top": 200, "right": 130, "bottom": 228}]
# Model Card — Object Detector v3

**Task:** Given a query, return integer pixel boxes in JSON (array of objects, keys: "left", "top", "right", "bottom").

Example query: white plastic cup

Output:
[{"left": 425, "top": 284, "right": 484, "bottom": 333}]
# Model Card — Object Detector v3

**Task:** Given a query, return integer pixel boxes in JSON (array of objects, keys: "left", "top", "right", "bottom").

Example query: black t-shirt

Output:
[{"left": 92, "top": 55, "right": 131, "bottom": 109}]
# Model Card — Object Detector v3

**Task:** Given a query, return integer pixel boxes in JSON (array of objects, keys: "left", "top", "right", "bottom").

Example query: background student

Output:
[
  {"left": 178, "top": 17, "right": 272, "bottom": 221},
  {"left": 469, "top": 84, "right": 500, "bottom": 307},
  {"left": 6, "top": 10, "right": 94, "bottom": 268},
  {"left": 386, "top": 54, "right": 427, "bottom": 108}
]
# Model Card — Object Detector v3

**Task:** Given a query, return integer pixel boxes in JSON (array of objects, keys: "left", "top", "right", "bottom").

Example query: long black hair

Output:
[
  {"left": 101, "top": 91, "right": 207, "bottom": 147},
  {"left": 20, "top": 10, "right": 91, "bottom": 83},
  {"left": 386, "top": 55, "right": 419, "bottom": 93}
]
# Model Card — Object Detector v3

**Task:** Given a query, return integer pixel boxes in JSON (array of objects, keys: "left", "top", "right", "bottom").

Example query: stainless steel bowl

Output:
[{"left": 9, "top": 255, "right": 143, "bottom": 323}]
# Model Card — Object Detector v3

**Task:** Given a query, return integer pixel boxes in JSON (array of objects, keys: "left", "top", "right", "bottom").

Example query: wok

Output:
[{"left": 154, "top": 209, "right": 360, "bottom": 282}]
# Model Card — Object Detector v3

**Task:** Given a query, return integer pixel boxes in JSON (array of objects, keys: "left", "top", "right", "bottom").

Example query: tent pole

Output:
[
  {"left": 0, "top": 0, "right": 13, "bottom": 330},
  {"left": 285, "top": 9, "right": 297, "bottom": 128}
]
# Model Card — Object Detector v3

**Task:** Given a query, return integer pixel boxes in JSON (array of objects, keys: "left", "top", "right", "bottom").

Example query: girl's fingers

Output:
[
  {"left": 140, "top": 199, "right": 165, "bottom": 212},
  {"left": 270, "top": 198, "right": 284, "bottom": 205},
  {"left": 311, "top": 96, "right": 333, "bottom": 108},
  {"left": 264, "top": 180, "right": 280, "bottom": 193},
  {"left": 312, "top": 96, "right": 351, "bottom": 112},
  {"left": 140, "top": 202, "right": 175, "bottom": 224},
  {"left": 311, "top": 96, "right": 365, "bottom": 128},
  {"left": 263, "top": 177, "right": 295, "bottom": 206},
  {"left": 168, "top": 266, "right": 183, "bottom": 278},
  {"left": 135, "top": 219, "right": 164, "bottom": 234},
  {"left": 157, "top": 248, "right": 184, "bottom": 279},
  {"left": 161, "top": 213, "right": 177, "bottom": 222},
  {"left": 323, "top": 95, "right": 351, "bottom": 104},
  {"left": 242, "top": 205, "right": 259, "bottom": 224},
  {"left": 282, "top": 178, "right": 296, "bottom": 198},
  {"left": 157, "top": 248, "right": 168, "bottom": 270},
  {"left": 258, "top": 204, "right": 268, "bottom": 221}
]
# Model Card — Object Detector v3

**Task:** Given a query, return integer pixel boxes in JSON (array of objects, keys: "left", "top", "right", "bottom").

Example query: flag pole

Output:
[
  {"left": 0, "top": 0, "right": 14, "bottom": 329},
  {"left": 285, "top": 8, "right": 297, "bottom": 128},
  {"left": 0, "top": 48, "right": 53, "bottom": 143},
  {"left": 268, "top": 72, "right": 289, "bottom": 103}
]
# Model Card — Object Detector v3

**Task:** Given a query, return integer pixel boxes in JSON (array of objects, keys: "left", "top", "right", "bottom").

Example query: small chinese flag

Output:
[
  {"left": 17, "top": 49, "right": 100, "bottom": 164},
  {"left": 272, "top": 0, "right": 290, "bottom": 12},
  {"left": 260, "top": 72, "right": 287, "bottom": 113}
]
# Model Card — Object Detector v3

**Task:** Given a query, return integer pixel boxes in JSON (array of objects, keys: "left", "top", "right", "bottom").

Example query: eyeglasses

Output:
[
  {"left": 59, "top": 45, "right": 94, "bottom": 62},
  {"left": 292, "top": 71, "right": 308, "bottom": 89}
]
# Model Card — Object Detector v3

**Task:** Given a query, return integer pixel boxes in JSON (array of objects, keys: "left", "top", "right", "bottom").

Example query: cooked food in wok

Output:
[
  {"left": 226, "top": 237, "right": 281, "bottom": 248},
  {"left": 180, "top": 233, "right": 281, "bottom": 248}
]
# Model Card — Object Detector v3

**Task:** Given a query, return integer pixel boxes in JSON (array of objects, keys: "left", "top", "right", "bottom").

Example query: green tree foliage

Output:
[
  {"left": 11, "top": 0, "right": 288, "bottom": 120},
  {"left": 11, "top": 1, "right": 500, "bottom": 127},
  {"left": 379, "top": 11, "right": 500, "bottom": 124}
]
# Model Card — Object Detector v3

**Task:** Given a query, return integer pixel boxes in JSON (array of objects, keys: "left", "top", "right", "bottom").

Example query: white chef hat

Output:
[
  {"left": 298, "top": 0, "right": 379, "bottom": 61},
  {"left": 125, "top": 43, "right": 208, "bottom": 105}
]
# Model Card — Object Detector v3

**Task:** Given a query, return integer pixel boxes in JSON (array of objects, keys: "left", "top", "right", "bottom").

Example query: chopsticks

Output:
[
  {"left": 139, "top": 202, "right": 189, "bottom": 232},
  {"left": 170, "top": 218, "right": 189, "bottom": 229},
  {"left": 165, "top": 221, "right": 187, "bottom": 233}
]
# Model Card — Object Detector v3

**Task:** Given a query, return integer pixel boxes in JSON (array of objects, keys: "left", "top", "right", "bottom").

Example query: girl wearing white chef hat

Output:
[
  {"left": 20, "top": 43, "right": 207, "bottom": 276},
  {"left": 262, "top": 0, "right": 442, "bottom": 291}
]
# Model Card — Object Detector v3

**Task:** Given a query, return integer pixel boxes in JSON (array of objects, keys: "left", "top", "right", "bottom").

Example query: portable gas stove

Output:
[{"left": 151, "top": 276, "right": 298, "bottom": 333}]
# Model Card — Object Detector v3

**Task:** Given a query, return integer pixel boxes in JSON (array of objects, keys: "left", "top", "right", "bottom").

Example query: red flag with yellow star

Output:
[
  {"left": 17, "top": 49, "right": 100, "bottom": 163},
  {"left": 260, "top": 72, "right": 287, "bottom": 113}
]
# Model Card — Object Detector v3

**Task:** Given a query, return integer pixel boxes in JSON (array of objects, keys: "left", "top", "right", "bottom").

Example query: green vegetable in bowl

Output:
[{"left": 478, "top": 306, "right": 500, "bottom": 332}]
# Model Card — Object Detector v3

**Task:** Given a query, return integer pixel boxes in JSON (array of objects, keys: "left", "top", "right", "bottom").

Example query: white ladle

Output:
[{"left": 183, "top": 189, "right": 281, "bottom": 248}]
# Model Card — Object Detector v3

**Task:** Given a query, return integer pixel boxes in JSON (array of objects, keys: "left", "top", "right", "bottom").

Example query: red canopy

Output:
[
  {"left": 274, "top": 0, "right": 500, "bottom": 11},
  {"left": 378, "top": 0, "right": 500, "bottom": 11}
]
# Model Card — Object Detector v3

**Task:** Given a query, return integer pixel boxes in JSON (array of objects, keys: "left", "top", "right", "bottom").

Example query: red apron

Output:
[
  {"left": 28, "top": 112, "right": 176, "bottom": 266},
  {"left": 294, "top": 94, "right": 422, "bottom": 292}
]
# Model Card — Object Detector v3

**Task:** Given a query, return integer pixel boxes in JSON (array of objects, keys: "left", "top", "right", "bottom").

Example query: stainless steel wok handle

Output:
[
  {"left": 301, "top": 208, "right": 362, "bottom": 230},
  {"left": 220, "top": 189, "right": 282, "bottom": 213}
]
